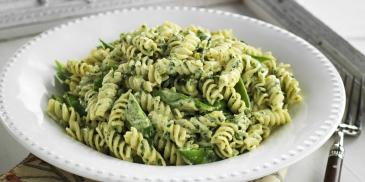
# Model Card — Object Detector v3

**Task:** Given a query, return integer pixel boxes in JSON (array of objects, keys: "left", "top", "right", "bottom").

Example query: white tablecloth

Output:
[{"left": 1, "top": 1, "right": 364, "bottom": 181}]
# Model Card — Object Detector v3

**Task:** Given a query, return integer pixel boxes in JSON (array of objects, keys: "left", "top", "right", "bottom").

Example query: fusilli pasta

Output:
[{"left": 47, "top": 22, "right": 302, "bottom": 166}]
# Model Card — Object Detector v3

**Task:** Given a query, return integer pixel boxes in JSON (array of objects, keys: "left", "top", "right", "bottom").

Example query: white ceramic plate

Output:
[{"left": 0, "top": 7, "right": 345, "bottom": 182}]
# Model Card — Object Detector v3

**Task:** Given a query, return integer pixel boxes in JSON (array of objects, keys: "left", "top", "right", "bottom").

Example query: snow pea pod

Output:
[
  {"left": 234, "top": 78, "right": 251, "bottom": 109},
  {"left": 155, "top": 89, "right": 226, "bottom": 113},
  {"left": 99, "top": 39, "right": 115, "bottom": 50},
  {"left": 251, "top": 55, "right": 273, "bottom": 62},
  {"left": 125, "top": 94, "right": 154, "bottom": 139}
]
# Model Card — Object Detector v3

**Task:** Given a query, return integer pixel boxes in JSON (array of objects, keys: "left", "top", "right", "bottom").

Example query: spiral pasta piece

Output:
[
  {"left": 233, "top": 40, "right": 275, "bottom": 60},
  {"left": 65, "top": 115, "right": 83, "bottom": 143},
  {"left": 124, "top": 76, "right": 156, "bottom": 92},
  {"left": 64, "top": 75, "right": 81, "bottom": 94},
  {"left": 241, "top": 43, "right": 265, "bottom": 57},
  {"left": 94, "top": 70, "right": 122, "bottom": 120},
  {"left": 137, "top": 24, "right": 157, "bottom": 37},
  {"left": 261, "top": 58, "right": 277, "bottom": 74},
  {"left": 175, "top": 111, "right": 225, "bottom": 139},
  {"left": 81, "top": 127, "right": 108, "bottom": 152},
  {"left": 262, "top": 125, "right": 272, "bottom": 139},
  {"left": 275, "top": 63, "right": 302, "bottom": 104},
  {"left": 232, "top": 112, "right": 252, "bottom": 132},
  {"left": 241, "top": 55, "right": 263, "bottom": 89},
  {"left": 119, "top": 43, "right": 140, "bottom": 61},
  {"left": 97, "top": 123, "right": 133, "bottom": 161},
  {"left": 173, "top": 77, "right": 199, "bottom": 97},
  {"left": 169, "top": 31, "right": 200, "bottom": 59},
  {"left": 172, "top": 59, "right": 204, "bottom": 77},
  {"left": 156, "top": 21, "right": 182, "bottom": 42},
  {"left": 221, "top": 86, "right": 246, "bottom": 114},
  {"left": 131, "top": 35, "right": 159, "bottom": 56},
  {"left": 83, "top": 88, "right": 99, "bottom": 127},
  {"left": 206, "top": 31, "right": 243, "bottom": 65},
  {"left": 206, "top": 40, "right": 232, "bottom": 64},
  {"left": 219, "top": 57, "right": 244, "bottom": 88},
  {"left": 134, "top": 91, "right": 173, "bottom": 119},
  {"left": 76, "top": 72, "right": 101, "bottom": 97},
  {"left": 185, "top": 25, "right": 210, "bottom": 35},
  {"left": 200, "top": 111, "right": 226, "bottom": 127},
  {"left": 82, "top": 85, "right": 97, "bottom": 104},
  {"left": 164, "top": 123, "right": 188, "bottom": 148},
  {"left": 84, "top": 48, "right": 109, "bottom": 65},
  {"left": 253, "top": 109, "right": 291, "bottom": 126},
  {"left": 172, "top": 108, "right": 185, "bottom": 119},
  {"left": 67, "top": 123, "right": 109, "bottom": 153},
  {"left": 120, "top": 24, "right": 161, "bottom": 57},
  {"left": 147, "top": 111, "right": 170, "bottom": 134},
  {"left": 264, "top": 75, "right": 285, "bottom": 110},
  {"left": 252, "top": 88, "right": 268, "bottom": 111},
  {"left": 117, "top": 56, "right": 153, "bottom": 75},
  {"left": 257, "top": 66, "right": 269, "bottom": 82},
  {"left": 211, "top": 123, "right": 239, "bottom": 158},
  {"left": 108, "top": 90, "right": 131, "bottom": 132},
  {"left": 202, "top": 61, "right": 223, "bottom": 78},
  {"left": 210, "top": 32, "right": 227, "bottom": 47},
  {"left": 47, "top": 99, "right": 68, "bottom": 126},
  {"left": 199, "top": 78, "right": 223, "bottom": 104},
  {"left": 153, "top": 135, "right": 185, "bottom": 165},
  {"left": 124, "top": 127, "right": 166, "bottom": 165},
  {"left": 66, "top": 60, "right": 95, "bottom": 76},
  {"left": 101, "top": 44, "right": 125, "bottom": 69},
  {"left": 117, "top": 56, "right": 168, "bottom": 84},
  {"left": 95, "top": 82, "right": 117, "bottom": 119},
  {"left": 212, "top": 114, "right": 252, "bottom": 154},
  {"left": 122, "top": 24, "right": 157, "bottom": 42},
  {"left": 242, "top": 124, "right": 264, "bottom": 151},
  {"left": 156, "top": 58, "right": 204, "bottom": 78},
  {"left": 47, "top": 99, "right": 82, "bottom": 141},
  {"left": 175, "top": 117, "right": 211, "bottom": 138},
  {"left": 211, "top": 29, "right": 234, "bottom": 41},
  {"left": 77, "top": 82, "right": 93, "bottom": 99}
]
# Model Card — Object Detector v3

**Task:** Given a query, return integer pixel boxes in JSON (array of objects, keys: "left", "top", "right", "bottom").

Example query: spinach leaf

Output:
[
  {"left": 63, "top": 93, "right": 86, "bottom": 116},
  {"left": 55, "top": 61, "right": 70, "bottom": 83},
  {"left": 179, "top": 148, "right": 219, "bottom": 164}
]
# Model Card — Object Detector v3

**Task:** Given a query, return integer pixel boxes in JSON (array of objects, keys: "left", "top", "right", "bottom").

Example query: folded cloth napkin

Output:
[{"left": 0, "top": 154, "right": 286, "bottom": 182}]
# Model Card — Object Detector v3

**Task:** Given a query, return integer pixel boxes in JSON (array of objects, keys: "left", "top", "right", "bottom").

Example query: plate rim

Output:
[{"left": 0, "top": 6, "right": 345, "bottom": 181}]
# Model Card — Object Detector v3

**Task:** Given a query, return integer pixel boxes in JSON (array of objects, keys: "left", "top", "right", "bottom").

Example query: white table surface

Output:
[{"left": 0, "top": 1, "right": 364, "bottom": 181}]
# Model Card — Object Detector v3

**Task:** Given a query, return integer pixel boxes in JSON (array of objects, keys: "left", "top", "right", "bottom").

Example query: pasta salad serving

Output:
[{"left": 46, "top": 22, "right": 302, "bottom": 166}]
